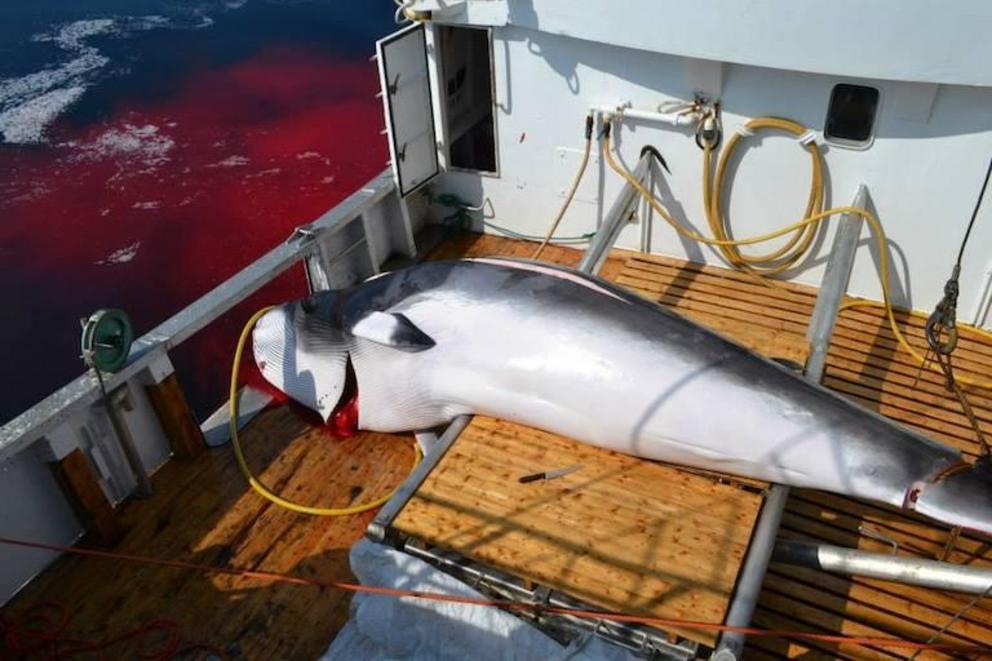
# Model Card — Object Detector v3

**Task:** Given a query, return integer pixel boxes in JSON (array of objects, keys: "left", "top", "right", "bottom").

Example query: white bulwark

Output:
[{"left": 385, "top": 0, "right": 992, "bottom": 325}]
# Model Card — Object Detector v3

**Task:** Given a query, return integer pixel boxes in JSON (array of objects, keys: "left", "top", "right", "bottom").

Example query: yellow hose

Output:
[
  {"left": 533, "top": 122, "right": 593, "bottom": 260},
  {"left": 230, "top": 306, "right": 421, "bottom": 516},
  {"left": 705, "top": 117, "right": 825, "bottom": 274},
  {"left": 602, "top": 127, "right": 992, "bottom": 391}
]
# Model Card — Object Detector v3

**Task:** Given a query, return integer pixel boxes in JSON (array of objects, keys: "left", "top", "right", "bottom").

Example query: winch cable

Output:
[
  {"left": 921, "top": 158, "right": 992, "bottom": 458},
  {"left": 229, "top": 306, "right": 422, "bottom": 517},
  {"left": 0, "top": 537, "right": 986, "bottom": 656},
  {"left": 602, "top": 119, "right": 992, "bottom": 394},
  {"left": 532, "top": 114, "right": 595, "bottom": 259}
]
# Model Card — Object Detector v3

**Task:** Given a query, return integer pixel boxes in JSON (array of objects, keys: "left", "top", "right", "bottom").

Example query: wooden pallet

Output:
[{"left": 392, "top": 417, "right": 763, "bottom": 646}]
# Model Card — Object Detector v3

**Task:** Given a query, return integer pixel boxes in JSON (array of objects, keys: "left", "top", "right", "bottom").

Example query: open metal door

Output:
[{"left": 376, "top": 24, "right": 439, "bottom": 197}]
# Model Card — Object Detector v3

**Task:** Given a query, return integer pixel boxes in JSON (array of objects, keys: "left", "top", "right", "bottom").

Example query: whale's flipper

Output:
[{"left": 350, "top": 311, "right": 435, "bottom": 352}]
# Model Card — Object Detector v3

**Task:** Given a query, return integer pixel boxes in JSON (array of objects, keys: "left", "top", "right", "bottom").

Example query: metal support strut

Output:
[
  {"left": 369, "top": 151, "right": 651, "bottom": 544},
  {"left": 712, "top": 186, "right": 869, "bottom": 660},
  {"left": 578, "top": 152, "right": 652, "bottom": 274}
]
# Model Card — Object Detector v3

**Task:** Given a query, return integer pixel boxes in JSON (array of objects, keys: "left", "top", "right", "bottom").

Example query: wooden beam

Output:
[
  {"left": 145, "top": 373, "right": 205, "bottom": 460},
  {"left": 54, "top": 448, "right": 121, "bottom": 546}
]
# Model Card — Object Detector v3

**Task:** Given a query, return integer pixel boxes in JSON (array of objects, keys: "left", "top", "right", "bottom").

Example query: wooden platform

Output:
[
  {"left": 618, "top": 253, "right": 992, "bottom": 660},
  {"left": 5, "top": 232, "right": 992, "bottom": 660},
  {"left": 0, "top": 233, "right": 619, "bottom": 659},
  {"left": 392, "top": 417, "right": 763, "bottom": 646}
]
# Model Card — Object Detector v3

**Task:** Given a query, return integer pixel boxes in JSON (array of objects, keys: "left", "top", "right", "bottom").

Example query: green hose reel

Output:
[{"left": 80, "top": 309, "right": 133, "bottom": 373}]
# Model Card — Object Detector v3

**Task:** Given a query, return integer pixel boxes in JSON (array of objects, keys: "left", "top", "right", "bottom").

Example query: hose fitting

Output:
[{"left": 695, "top": 112, "right": 722, "bottom": 151}]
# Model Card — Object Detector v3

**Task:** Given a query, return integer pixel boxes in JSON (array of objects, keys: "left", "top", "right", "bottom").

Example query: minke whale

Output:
[{"left": 252, "top": 257, "right": 992, "bottom": 535}]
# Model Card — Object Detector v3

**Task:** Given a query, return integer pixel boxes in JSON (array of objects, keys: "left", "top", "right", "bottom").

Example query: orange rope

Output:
[
  {"left": 0, "top": 599, "right": 227, "bottom": 659},
  {"left": 0, "top": 537, "right": 987, "bottom": 655}
]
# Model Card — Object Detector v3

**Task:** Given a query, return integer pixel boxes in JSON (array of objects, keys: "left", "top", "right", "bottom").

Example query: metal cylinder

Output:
[
  {"left": 773, "top": 540, "right": 992, "bottom": 595},
  {"left": 577, "top": 153, "right": 651, "bottom": 275}
]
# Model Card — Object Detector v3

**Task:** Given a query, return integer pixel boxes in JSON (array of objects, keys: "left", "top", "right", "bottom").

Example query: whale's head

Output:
[
  {"left": 251, "top": 289, "right": 435, "bottom": 433},
  {"left": 252, "top": 293, "right": 351, "bottom": 426}
]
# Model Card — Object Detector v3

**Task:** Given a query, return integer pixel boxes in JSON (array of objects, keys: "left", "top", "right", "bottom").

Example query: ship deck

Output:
[{"left": 4, "top": 232, "right": 992, "bottom": 659}]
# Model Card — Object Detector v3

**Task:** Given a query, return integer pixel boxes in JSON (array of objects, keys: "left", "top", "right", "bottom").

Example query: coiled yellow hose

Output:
[
  {"left": 602, "top": 123, "right": 992, "bottom": 391},
  {"left": 705, "top": 117, "right": 825, "bottom": 274},
  {"left": 230, "top": 306, "right": 421, "bottom": 516}
]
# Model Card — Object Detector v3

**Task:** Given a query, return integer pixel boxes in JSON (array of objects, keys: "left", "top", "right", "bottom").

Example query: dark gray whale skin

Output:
[{"left": 253, "top": 257, "right": 992, "bottom": 536}]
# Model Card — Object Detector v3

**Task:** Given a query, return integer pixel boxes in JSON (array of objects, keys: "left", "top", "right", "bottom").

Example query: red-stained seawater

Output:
[{"left": 0, "top": 45, "right": 387, "bottom": 424}]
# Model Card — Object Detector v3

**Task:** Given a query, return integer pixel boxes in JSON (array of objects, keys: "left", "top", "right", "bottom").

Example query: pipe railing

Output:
[{"left": 0, "top": 169, "right": 397, "bottom": 461}]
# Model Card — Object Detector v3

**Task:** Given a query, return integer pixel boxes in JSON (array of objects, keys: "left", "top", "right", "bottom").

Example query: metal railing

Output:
[{"left": 0, "top": 169, "right": 399, "bottom": 462}]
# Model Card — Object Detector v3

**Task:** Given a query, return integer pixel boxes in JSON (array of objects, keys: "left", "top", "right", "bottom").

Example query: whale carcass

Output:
[{"left": 252, "top": 257, "right": 992, "bottom": 535}]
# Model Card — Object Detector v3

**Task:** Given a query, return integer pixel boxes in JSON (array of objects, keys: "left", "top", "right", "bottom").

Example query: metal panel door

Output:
[{"left": 376, "top": 24, "right": 439, "bottom": 197}]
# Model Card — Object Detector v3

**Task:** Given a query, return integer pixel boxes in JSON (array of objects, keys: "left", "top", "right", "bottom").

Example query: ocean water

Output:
[{"left": 0, "top": 1, "right": 395, "bottom": 424}]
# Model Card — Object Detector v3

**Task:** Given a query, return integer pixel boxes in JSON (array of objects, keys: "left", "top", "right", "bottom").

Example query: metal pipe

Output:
[
  {"left": 366, "top": 414, "right": 471, "bottom": 543},
  {"left": 403, "top": 540, "right": 697, "bottom": 660},
  {"left": 577, "top": 153, "right": 651, "bottom": 274},
  {"left": 712, "top": 186, "right": 870, "bottom": 660},
  {"left": 806, "top": 186, "right": 868, "bottom": 378},
  {"left": 773, "top": 540, "right": 992, "bottom": 595},
  {"left": 592, "top": 105, "right": 703, "bottom": 128},
  {"left": 711, "top": 484, "right": 789, "bottom": 661}
]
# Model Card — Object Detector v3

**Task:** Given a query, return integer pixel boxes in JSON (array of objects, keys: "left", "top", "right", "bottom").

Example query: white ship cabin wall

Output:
[{"left": 407, "top": 0, "right": 992, "bottom": 328}]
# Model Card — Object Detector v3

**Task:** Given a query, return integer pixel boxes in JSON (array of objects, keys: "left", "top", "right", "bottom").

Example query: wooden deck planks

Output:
[
  {"left": 0, "top": 233, "right": 616, "bottom": 659},
  {"left": 616, "top": 252, "right": 992, "bottom": 660},
  {"left": 7, "top": 233, "right": 992, "bottom": 659},
  {"left": 392, "top": 417, "right": 762, "bottom": 646},
  {"left": 1, "top": 404, "right": 417, "bottom": 659}
]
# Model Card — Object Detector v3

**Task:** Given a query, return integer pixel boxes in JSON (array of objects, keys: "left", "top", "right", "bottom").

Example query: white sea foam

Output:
[
  {"left": 97, "top": 241, "right": 141, "bottom": 265},
  {"left": 33, "top": 19, "right": 117, "bottom": 50},
  {"left": 132, "top": 201, "right": 160, "bottom": 210},
  {"left": 208, "top": 155, "right": 250, "bottom": 168},
  {"left": 0, "top": 86, "right": 87, "bottom": 143},
  {"left": 0, "top": 14, "right": 210, "bottom": 145},
  {"left": 246, "top": 167, "right": 282, "bottom": 178},
  {"left": 82, "top": 123, "right": 176, "bottom": 165}
]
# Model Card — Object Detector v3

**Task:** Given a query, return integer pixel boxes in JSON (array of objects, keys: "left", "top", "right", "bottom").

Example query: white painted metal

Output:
[
  {"left": 200, "top": 386, "right": 274, "bottom": 448},
  {"left": 0, "top": 446, "right": 83, "bottom": 603},
  {"left": 0, "top": 169, "right": 415, "bottom": 605},
  {"left": 430, "top": 22, "right": 992, "bottom": 327},
  {"left": 594, "top": 105, "right": 703, "bottom": 128},
  {"left": 413, "top": 0, "right": 992, "bottom": 87},
  {"left": 376, "top": 24, "right": 440, "bottom": 196}
]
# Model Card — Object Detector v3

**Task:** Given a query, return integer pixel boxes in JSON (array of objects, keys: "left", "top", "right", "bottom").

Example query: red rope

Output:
[
  {"left": 0, "top": 600, "right": 226, "bottom": 660},
  {"left": 1, "top": 536, "right": 988, "bottom": 655}
]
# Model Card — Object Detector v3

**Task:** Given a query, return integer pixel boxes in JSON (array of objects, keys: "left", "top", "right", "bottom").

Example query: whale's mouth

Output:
[{"left": 328, "top": 356, "right": 358, "bottom": 438}]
